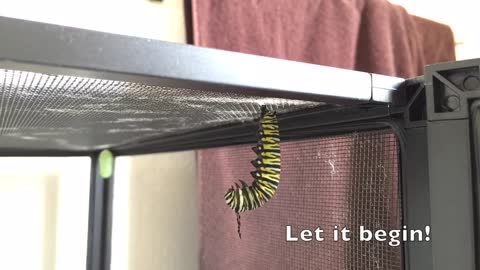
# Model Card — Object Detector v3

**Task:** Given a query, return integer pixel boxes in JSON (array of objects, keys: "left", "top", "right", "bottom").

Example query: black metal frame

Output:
[
  {"left": 470, "top": 101, "right": 480, "bottom": 267},
  {"left": 0, "top": 16, "right": 403, "bottom": 106},
  {"left": 87, "top": 152, "right": 114, "bottom": 270},
  {"left": 400, "top": 59, "right": 480, "bottom": 270},
  {"left": 0, "top": 16, "right": 478, "bottom": 270}
]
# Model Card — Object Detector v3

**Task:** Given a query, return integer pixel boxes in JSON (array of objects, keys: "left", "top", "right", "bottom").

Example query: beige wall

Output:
[
  {"left": 0, "top": 1, "right": 198, "bottom": 270},
  {"left": 0, "top": 0, "right": 186, "bottom": 42},
  {"left": 0, "top": 157, "right": 90, "bottom": 270},
  {"left": 389, "top": 0, "right": 480, "bottom": 60},
  {"left": 114, "top": 152, "right": 198, "bottom": 270}
]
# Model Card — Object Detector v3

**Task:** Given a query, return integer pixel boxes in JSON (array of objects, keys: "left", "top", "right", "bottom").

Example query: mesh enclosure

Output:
[
  {"left": 198, "top": 129, "right": 401, "bottom": 270},
  {"left": 0, "top": 69, "right": 322, "bottom": 151}
]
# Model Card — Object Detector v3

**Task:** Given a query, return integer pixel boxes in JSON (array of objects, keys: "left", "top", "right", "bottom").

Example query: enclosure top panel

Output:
[{"left": 0, "top": 16, "right": 404, "bottom": 154}]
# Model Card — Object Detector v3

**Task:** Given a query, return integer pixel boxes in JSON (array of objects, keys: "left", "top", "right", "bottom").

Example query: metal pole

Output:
[{"left": 86, "top": 153, "right": 114, "bottom": 270}]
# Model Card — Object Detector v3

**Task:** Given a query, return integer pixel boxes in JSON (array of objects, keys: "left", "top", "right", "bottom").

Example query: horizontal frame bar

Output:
[{"left": 0, "top": 16, "right": 403, "bottom": 105}]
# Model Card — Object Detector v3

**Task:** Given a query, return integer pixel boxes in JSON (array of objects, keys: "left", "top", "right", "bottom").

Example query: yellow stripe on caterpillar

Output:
[
  {"left": 261, "top": 124, "right": 278, "bottom": 130},
  {"left": 259, "top": 166, "right": 281, "bottom": 174},
  {"left": 263, "top": 143, "right": 280, "bottom": 150},
  {"left": 261, "top": 137, "right": 280, "bottom": 143},
  {"left": 261, "top": 172, "right": 280, "bottom": 181},
  {"left": 263, "top": 130, "right": 279, "bottom": 136},
  {"left": 257, "top": 180, "right": 276, "bottom": 193},
  {"left": 261, "top": 151, "right": 280, "bottom": 158},
  {"left": 261, "top": 158, "right": 280, "bottom": 165}
]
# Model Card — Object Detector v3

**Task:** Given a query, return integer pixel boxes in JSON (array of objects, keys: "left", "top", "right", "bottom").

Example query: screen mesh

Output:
[
  {"left": 198, "top": 129, "right": 401, "bottom": 270},
  {"left": 0, "top": 69, "right": 322, "bottom": 151}
]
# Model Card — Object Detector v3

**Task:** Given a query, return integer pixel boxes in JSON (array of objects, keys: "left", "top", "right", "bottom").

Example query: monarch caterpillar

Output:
[{"left": 224, "top": 105, "right": 281, "bottom": 238}]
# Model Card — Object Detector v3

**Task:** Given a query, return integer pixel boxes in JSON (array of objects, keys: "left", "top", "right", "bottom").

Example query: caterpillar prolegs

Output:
[{"left": 224, "top": 105, "right": 281, "bottom": 238}]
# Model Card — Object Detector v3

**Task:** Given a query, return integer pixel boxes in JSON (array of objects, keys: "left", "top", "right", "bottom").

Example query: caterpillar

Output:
[{"left": 224, "top": 105, "right": 281, "bottom": 238}]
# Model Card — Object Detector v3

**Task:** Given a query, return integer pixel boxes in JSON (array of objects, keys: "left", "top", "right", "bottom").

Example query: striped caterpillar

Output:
[{"left": 224, "top": 105, "right": 281, "bottom": 238}]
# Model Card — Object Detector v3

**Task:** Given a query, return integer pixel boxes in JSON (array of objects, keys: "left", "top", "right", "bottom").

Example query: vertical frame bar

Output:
[
  {"left": 469, "top": 101, "right": 480, "bottom": 267},
  {"left": 86, "top": 153, "right": 115, "bottom": 270},
  {"left": 426, "top": 120, "right": 476, "bottom": 270},
  {"left": 402, "top": 126, "right": 432, "bottom": 270},
  {"left": 402, "top": 59, "right": 480, "bottom": 270},
  {"left": 403, "top": 120, "right": 477, "bottom": 270}
]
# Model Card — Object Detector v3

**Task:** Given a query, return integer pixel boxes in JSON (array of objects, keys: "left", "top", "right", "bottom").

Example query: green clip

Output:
[{"left": 98, "top": 149, "right": 114, "bottom": 179}]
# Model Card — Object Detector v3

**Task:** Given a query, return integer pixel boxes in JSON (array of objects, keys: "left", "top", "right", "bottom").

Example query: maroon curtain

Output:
[{"left": 191, "top": 0, "right": 455, "bottom": 78}]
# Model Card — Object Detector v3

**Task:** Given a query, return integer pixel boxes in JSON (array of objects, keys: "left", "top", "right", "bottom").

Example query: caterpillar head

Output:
[
  {"left": 225, "top": 183, "right": 241, "bottom": 209},
  {"left": 224, "top": 186, "right": 235, "bottom": 209}
]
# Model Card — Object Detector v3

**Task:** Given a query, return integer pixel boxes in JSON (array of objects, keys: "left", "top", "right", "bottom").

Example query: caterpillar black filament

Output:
[{"left": 224, "top": 105, "right": 281, "bottom": 238}]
